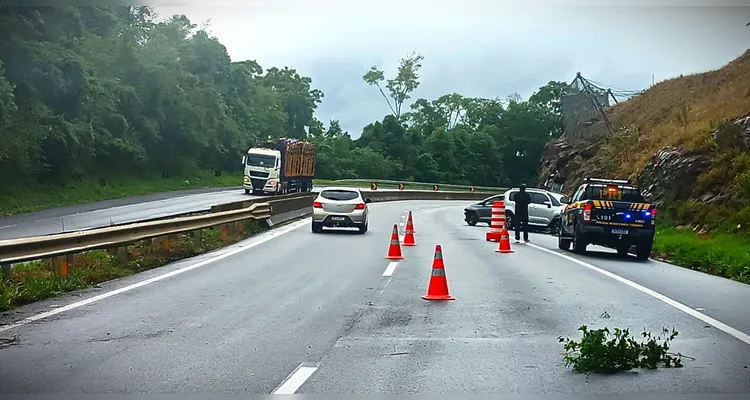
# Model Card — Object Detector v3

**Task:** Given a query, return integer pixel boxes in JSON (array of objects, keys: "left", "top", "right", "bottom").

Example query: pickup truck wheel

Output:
[
  {"left": 465, "top": 212, "right": 478, "bottom": 226},
  {"left": 616, "top": 244, "right": 630, "bottom": 257},
  {"left": 572, "top": 225, "right": 587, "bottom": 254},
  {"left": 635, "top": 241, "right": 653, "bottom": 261},
  {"left": 558, "top": 231, "right": 572, "bottom": 250}
]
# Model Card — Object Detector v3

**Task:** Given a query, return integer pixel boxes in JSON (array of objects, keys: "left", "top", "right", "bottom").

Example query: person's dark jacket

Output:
[{"left": 515, "top": 190, "right": 531, "bottom": 217}]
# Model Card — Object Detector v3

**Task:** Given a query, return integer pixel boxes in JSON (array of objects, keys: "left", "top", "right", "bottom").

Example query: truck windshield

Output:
[
  {"left": 583, "top": 184, "right": 646, "bottom": 203},
  {"left": 246, "top": 154, "right": 277, "bottom": 167}
]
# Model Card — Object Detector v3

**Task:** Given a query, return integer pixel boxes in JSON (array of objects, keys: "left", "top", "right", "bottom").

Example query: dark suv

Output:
[{"left": 558, "top": 178, "right": 656, "bottom": 260}]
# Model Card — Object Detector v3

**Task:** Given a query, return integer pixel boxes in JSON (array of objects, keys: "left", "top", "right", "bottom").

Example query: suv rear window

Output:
[
  {"left": 320, "top": 190, "right": 360, "bottom": 201},
  {"left": 583, "top": 184, "right": 645, "bottom": 203}
]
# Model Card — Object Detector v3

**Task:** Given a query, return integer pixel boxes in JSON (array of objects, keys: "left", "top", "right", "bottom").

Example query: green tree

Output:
[{"left": 363, "top": 52, "right": 424, "bottom": 122}]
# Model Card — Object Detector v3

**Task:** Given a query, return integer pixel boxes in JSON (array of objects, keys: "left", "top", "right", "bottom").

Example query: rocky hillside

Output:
[{"left": 538, "top": 49, "right": 750, "bottom": 233}]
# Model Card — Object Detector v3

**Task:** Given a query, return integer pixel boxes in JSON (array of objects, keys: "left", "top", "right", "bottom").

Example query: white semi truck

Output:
[{"left": 242, "top": 138, "right": 316, "bottom": 195}]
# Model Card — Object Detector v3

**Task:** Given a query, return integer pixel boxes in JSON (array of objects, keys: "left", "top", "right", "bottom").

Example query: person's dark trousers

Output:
[{"left": 514, "top": 213, "right": 530, "bottom": 241}]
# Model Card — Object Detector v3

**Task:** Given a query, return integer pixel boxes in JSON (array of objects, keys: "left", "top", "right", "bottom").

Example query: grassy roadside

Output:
[
  {"left": 0, "top": 171, "right": 243, "bottom": 217},
  {"left": 652, "top": 227, "right": 750, "bottom": 284},
  {"left": 0, "top": 221, "right": 267, "bottom": 312}
]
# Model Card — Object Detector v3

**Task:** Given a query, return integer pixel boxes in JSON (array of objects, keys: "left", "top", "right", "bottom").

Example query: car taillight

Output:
[
  {"left": 583, "top": 203, "right": 592, "bottom": 222},
  {"left": 355, "top": 203, "right": 366, "bottom": 210},
  {"left": 313, "top": 201, "right": 323, "bottom": 208}
]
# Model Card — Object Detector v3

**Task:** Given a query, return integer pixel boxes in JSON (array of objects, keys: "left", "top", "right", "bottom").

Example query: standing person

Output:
[{"left": 514, "top": 183, "right": 531, "bottom": 243}]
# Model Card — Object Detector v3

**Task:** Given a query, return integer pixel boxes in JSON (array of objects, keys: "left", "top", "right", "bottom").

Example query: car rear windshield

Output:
[
  {"left": 583, "top": 185, "right": 645, "bottom": 203},
  {"left": 320, "top": 190, "right": 360, "bottom": 201}
]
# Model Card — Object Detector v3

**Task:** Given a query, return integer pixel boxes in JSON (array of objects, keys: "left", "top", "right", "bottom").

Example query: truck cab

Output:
[
  {"left": 243, "top": 148, "right": 282, "bottom": 195},
  {"left": 242, "top": 138, "right": 316, "bottom": 195},
  {"left": 558, "top": 177, "right": 656, "bottom": 260}
]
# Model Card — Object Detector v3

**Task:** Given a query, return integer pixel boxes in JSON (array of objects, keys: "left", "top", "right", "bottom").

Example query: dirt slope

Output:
[{"left": 539, "top": 49, "right": 750, "bottom": 204}]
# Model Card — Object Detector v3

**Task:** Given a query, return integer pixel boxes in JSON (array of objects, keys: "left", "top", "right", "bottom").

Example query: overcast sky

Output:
[{"left": 153, "top": 1, "right": 750, "bottom": 138}]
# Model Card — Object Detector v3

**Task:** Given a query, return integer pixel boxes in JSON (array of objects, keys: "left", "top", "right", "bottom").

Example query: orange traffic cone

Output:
[
  {"left": 496, "top": 228, "right": 514, "bottom": 254},
  {"left": 403, "top": 215, "right": 416, "bottom": 246},
  {"left": 385, "top": 224, "right": 405, "bottom": 260},
  {"left": 422, "top": 245, "right": 455, "bottom": 301},
  {"left": 407, "top": 211, "right": 416, "bottom": 233}
]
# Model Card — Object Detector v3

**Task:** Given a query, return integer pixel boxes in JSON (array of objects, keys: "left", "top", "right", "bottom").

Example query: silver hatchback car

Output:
[{"left": 311, "top": 187, "right": 371, "bottom": 234}]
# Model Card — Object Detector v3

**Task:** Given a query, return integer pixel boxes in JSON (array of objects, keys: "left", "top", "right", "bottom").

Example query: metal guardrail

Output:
[
  {"left": 0, "top": 190, "right": 495, "bottom": 273},
  {"left": 329, "top": 178, "right": 508, "bottom": 192},
  {"left": 0, "top": 203, "right": 271, "bottom": 265}
]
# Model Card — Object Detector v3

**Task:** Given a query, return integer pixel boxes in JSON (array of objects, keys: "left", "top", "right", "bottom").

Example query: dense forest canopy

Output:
[{"left": 0, "top": 6, "right": 566, "bottom": 189}]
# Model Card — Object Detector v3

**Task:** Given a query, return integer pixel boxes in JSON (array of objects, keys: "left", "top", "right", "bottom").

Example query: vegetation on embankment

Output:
[
  {"left": 592, "top": 51, "right": 750, "bottom": 232},
  {"left": 546, "top": 48, "right": 750, "bottom": 283},
  {"left": 652, "top": 227, "right": 750, "bottom": 284},
  {"left": 0, "top": 220, "right": 266, "bottom": 312},
  {"left": 593, "top": 49, "right": 750, "bottom": 181},
  {"left": 0, "top": 170, "right": 242, "bottom": 216}
]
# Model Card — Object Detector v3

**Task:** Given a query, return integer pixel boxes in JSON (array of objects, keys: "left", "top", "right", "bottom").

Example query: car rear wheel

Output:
[
  {"left": 465, "top": 212, "right": 478, "bottom": 226},
  {"left": 311, "top": 222, "right": 323, "bottom": 233},
  {"left": 357, "top": 222, "right": 368, "bottom": 234},
  {"left": 548, "top": 216, "right": 561, "bottom": 236},
  {"left": 244, "top": 189, "right": 250, "bottom": 195},
  {"left": 505, "top": 213, "right": 514, "bottom": 231}
]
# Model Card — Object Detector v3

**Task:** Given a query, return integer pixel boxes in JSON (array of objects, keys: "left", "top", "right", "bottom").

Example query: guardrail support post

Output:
[
  {"left": 55, "top": 255, "right": 71, "bottom": 277},
  {"left": 220, "top": 224, "right": 229, "bottom": 240},
  {"left": 163, "top": 236, "right": 171, "bottom": 255},
  {"left": 193, "top": 229, "right": 202, "bottom": 249},
  {"left": 117, "top": 246, "right": 128, "bottom": 264},
  {"left": 1, "top": 263, "right": 11, "bottom": 279}
]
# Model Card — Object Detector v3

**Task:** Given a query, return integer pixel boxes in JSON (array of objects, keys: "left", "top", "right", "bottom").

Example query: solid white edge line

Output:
[
  {"left": 525, "top": 242, "right": 750, "bottom": 346},
  {"left": 0, "top": 217, "right": 312, "bottom": 333},
  {"left": 272, "top": 363, "right": 319, "bottom": 394},
  {"left": 382, "top": 261, "right": 399, "bottom": 277}
]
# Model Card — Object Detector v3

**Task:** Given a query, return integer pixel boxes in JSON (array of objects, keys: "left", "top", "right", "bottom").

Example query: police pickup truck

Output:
[{"left": 558, "top": 177, "right": 656, "bottom": 260}]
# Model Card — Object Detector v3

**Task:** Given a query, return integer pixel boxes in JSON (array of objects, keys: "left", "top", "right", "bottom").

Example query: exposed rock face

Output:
[
  {"left": 637, "top": 147, "right": 711, "bottom": 207},
  {"left": 538, "top": 113, "right": 750, "bottom": 205},
  {"left": 537, "top": 137, "right": 603, "bottom": 195}
]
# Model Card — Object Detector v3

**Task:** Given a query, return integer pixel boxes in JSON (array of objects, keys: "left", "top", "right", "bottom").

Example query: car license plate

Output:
[
  {"left": 612, "top": 228, "right": 628, "bottom": 235},
  {"left": 331, "top": 216, "right": 345, "bottom": 221}
]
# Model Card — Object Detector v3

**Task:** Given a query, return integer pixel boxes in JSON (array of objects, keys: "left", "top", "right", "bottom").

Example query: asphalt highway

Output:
[
  {"left": 0, "top": 185, "right": 427, "bottom": 240},
  {"left": 0, "top": 200, "right": 748, "bottom": 394}
]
